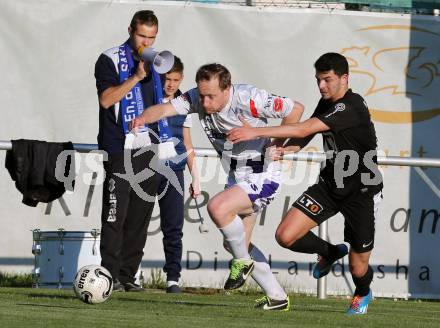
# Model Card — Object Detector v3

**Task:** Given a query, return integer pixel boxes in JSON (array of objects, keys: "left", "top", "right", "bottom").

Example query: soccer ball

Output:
[{"left": 73, "top": 264, "right": 113, "bottom": 304}]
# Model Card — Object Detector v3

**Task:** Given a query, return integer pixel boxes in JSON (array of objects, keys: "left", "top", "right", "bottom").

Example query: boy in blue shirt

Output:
[{"left": 159, "top": 57, "right": 200, "bottom": 293}]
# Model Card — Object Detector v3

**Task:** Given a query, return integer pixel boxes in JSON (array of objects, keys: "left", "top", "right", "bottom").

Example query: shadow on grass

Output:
[
  {"left": 117, "top": 296, "right": 237, "bottom": 308},
  {"left": 26, "top": 293, "right": 77, "bottom": 300},
  {"left": 292, "top": 304, "right": 346, "bottom": 314},
  {"left": 183, "top": 287, "right": 223, "bottom": 295},
  {"left": 16, "top": 303, "right": 82, "bottom": 309}
]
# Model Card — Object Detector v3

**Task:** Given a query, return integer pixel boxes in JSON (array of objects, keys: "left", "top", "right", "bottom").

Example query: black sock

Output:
[
  {"left": 287, "top": 231, "right": 338, "bottom": 258},
  {"left": 352, "top": 266, "right": 373, "bottom": 296}
]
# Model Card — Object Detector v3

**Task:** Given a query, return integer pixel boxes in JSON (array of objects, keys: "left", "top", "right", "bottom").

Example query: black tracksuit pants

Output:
[
  {"left": 100, "top": 149, "right": 159, "bottom": 284},
  {"left": 158, "top": 169, "right": 185, "bottom": 282}
]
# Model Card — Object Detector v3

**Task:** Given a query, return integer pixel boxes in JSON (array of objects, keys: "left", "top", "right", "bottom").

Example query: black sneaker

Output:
[
  {"left": 224, "top": 258, "right": 254, "bottom": 290},
  {"left": 123, "top": 282, "right": 145, "bottom": 292},
  {"left": 166, "top": 285, "right": 182, "bottom": 293},
  {"left": 312, "top": 244, "right": 348, "bottom": 279},
  {"left": 255, "top": 296, "right": 290, "bottom": 311},
  {"left": 113, "top": 279, "right": 125, "bottom": 292}
]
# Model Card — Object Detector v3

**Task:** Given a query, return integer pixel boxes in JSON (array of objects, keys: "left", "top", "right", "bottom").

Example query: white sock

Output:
[
  {"left": 219, "top": 216, "right": 251, "bottom": 260},
  {"left": 167, "top": 280, "right": 178, "bottom": 287},
  {"left": 250, "top": 244, "right": 287, "bottom": 300}
]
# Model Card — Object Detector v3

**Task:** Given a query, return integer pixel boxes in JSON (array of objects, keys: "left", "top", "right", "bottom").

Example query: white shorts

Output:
[{"left": 226, "top": 161, "right": 282, "bottom": 213}]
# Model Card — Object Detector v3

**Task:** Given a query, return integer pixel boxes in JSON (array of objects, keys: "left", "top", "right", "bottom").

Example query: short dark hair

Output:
[
  {"left": 314, "top": 52, "right": 349, "bottom": 76},
  {"left": 167, "top": 56, "right": 184, "bottom": 75},
  {"left": 130, "top": 10, "right": 158, "bottom": 32},
  {"left": 195, "top": 63, "right": 231, "bottom": 91}
]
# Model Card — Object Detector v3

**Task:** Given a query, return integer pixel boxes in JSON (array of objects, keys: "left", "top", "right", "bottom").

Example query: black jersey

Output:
[
  {"left": 94, "top": 46, "right": 160, "bottom": 155},
  {"left": 312, "top": 89, "right": 383, "bottom": 197}
]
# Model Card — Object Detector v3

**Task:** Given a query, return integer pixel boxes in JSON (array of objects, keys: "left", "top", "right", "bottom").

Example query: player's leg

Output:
[
  {"left": 158, "top": 170, "right": 184, "bottom": 293},
  {"left": 276, "top": 182, "right": 347, "bottom": 279},
  {"left": 242, "top": 214, "right": 289, "bottom": 309},
  {"left": 209, "top": 185, "right": 256, "bottom": 289},
  {"left": 214, "top": 164, "right": 282, "bottom": 291},
  {"left": 222, "top": 213, "right": 256, "bottom": 254},
  {"left": 275, "top": 207, "right": 317, "bottom": 248},
  {"left": 249, "top": 242, "right": 289, "bottom": 311},
  {"left": 100, "top": 152, "right": 131, "bottom": 291},
  {"left": 346, "top": 250, "right": 373, "bottom": 315},
  {"left": 119, "top": 149, "right": 159, "bottom": 291},
  {"left": 343, "top": 190, "right": 382, "bottom": 315},
  {"left": 222, "top": 214, "right": 289, "bottom": 310},
  {"left": 241, "top": 212, "right": 256, "bottom": 246},
  {"left": 209, "top": 184, "right": 255, "bottom": 258}
]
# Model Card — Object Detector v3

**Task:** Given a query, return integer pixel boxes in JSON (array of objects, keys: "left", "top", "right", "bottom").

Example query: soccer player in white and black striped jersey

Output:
[{"left": 131, "top": 63, "right": 304, "bottom": 310}]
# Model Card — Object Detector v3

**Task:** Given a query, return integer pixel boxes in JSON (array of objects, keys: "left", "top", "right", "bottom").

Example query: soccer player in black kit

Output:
[{"left": 228, "top": 52, "right": 383, "bottom": 315}]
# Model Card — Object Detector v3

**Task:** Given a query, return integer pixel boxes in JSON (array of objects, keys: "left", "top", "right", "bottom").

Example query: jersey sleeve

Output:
[
  {"left": 170, "top": 88, "right": 198, "bottom": 115},
  {"left": 94, "top": 53, "right": 119, "bottom": 96},
  {"left": 315, "top": 100, "right": 360, "bottom": 132},
  {"left": 246, "top": 86, "right": 294, "bottom": 119}
]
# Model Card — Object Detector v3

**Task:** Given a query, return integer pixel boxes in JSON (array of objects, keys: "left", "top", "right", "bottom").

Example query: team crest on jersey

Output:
[
  {"left": 295, "top": 193, "right": 323, "bottom": 215},
  {"left": 325, "top": 102, "right": 346, "bottom": 118},
  {"left": 335, "top": 103, "right": 345, "bottom": 111},
  {"left": 274, "top": 97, "right": 284, "bottom": 112},
  {"left": 265, "top": 95, "right": 274, "bottom": 109}
]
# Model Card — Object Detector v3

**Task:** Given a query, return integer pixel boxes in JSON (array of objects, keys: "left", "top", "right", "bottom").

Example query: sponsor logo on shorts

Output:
[
  {"left": 363, "top": 240, "right": 373, "bottom": 248},
  {"left": 250, "top": 183, "right": 259, "bottom": 192},
  {"left": 296, "top": 193, "right": 323, "bottom": 215}
]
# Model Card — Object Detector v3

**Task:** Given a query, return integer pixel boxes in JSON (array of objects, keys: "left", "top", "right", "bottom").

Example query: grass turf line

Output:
[{"left": 0, "top": 287, "right": 439, "bottom": 328}]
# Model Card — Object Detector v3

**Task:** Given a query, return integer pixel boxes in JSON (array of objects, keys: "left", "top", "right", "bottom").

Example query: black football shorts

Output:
[{"left": 292, "top": 178, "right": 383, "bottom": 253}]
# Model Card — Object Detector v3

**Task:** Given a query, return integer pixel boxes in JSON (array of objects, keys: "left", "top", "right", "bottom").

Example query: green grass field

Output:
[{"left": 1, "top": 288, "right": 439, "bottom": 328}]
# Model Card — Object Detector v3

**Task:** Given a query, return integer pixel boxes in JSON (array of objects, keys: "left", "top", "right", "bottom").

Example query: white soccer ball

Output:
[{"left": 73, "top": 264, "right": 113, "bottom": 304}]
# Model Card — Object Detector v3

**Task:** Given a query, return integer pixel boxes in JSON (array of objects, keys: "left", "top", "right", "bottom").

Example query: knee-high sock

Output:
[
  {"left": 288, "top": 231, "right": 338, "bottom": 258},
  {"left": 352, "top": 265, "right": 373, "bottom": 297},
  {"left": 219, "top": 216, "right": 250, "bottom": 260},
  {"left": 250, "top": 244, "right": 287, "bottom": 300}
]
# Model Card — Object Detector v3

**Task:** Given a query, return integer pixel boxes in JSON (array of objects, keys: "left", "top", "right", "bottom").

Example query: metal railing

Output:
[
  {"left": 1, "top": 140, "right": 440, "bottom": 298},
  {"left": 170, "top": 0, "right": 440, "bottom": 13},
  {"left": 2, "top": 140, "right": 440, "bottom": 167}
]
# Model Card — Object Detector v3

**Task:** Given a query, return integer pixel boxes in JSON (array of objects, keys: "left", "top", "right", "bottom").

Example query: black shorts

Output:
[{"left": 292, "top": 178, "right": 383, "bottom": 253}]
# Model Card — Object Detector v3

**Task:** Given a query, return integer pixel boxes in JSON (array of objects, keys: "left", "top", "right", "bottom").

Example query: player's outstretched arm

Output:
[
  {"left": 280, "top": 135, "right": 315, "bottom": 154},
  {"left": 227, "top": 117, "right": 329, "bottom": 143},
  {"left": 283, "top": 101, "right": 304, "bottom": 125},
  {"left": 130, "top": 102, "right": 178, "bottom": 129},
  {"left": 272, "top": 100, "right": 305, "bottom": 147}
]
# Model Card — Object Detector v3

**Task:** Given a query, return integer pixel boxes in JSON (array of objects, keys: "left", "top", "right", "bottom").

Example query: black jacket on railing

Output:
[{"left": 5, "top": 139, "right": 75, "bottom": 207}]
